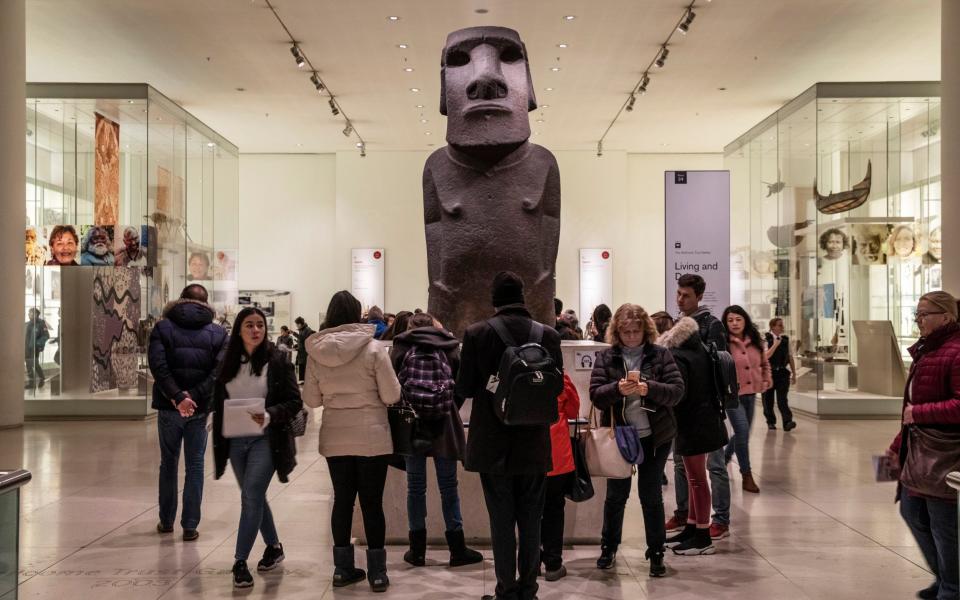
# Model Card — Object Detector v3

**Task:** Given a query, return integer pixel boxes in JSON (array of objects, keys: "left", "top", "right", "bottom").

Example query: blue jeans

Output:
[
  {"left": 157, "top": 410, "right": 207, "bottom": 529},
  {"left": 230, "top": 436, "right": 279, "bottom": 561},
  {"left": 405, "top": 455, "right": 463, "bottom": 532},
  {"left": 725, "top": 394, "right": 756, "bottom": 474},
  {"left": 674, "top": 446, "right": 731, "bottom": 525},
  {"left": 899, "top": 489, "right": 959, "bottom": 600}
]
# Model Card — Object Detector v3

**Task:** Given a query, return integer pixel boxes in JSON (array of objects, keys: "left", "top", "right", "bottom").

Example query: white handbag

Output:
[{"left": 581, "top": 404, "right": 634, "bottom": 479}]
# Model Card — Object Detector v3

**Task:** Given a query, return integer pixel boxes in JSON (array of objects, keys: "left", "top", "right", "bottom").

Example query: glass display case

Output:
[
  {"left": 25, "top": 83, "right": 239, "bottom": 417},
  {"left": 725, "top": 82, "right": 940, "bottom": 417}
]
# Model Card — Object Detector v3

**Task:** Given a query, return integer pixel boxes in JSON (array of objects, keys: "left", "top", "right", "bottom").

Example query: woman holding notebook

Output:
[{"left": 212, "top": 306, "right": 303, "bottom": 589}]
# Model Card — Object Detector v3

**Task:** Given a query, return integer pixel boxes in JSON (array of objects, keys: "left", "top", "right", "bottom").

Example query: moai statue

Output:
[{"left": 423, "top": 26, "right": 560, "bottom": 338}]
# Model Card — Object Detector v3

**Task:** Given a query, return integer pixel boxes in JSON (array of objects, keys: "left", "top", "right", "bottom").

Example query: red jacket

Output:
[
  {"left": 888, "top": 322, "right": 960, "bottom": 455},
  {"left": 548, "top": 374, "right": 580, "bottom": 477}
]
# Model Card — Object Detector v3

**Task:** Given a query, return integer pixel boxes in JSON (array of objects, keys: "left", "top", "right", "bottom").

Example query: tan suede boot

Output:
[{"left": 742, "top": 471, "right": 760, "bottom": 493}]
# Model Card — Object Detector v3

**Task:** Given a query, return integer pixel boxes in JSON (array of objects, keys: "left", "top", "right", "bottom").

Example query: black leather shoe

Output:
[
  {"left": 596, "top": 545, "right": 617, "bottom": 570},
  {"left": 917, "top": 582, "right": 939, "bottom": 599}
]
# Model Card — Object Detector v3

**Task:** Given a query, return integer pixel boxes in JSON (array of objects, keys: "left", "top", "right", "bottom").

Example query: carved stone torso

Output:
[{"left": 424, "top": 142, "right": 560, "bottom": 337}]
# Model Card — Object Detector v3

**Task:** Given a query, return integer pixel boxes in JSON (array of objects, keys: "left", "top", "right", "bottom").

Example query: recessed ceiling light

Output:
[
  {"left": 425, "top": 131, "right": 432, "bottom": 135},
  {"left": 404, "top": 67, "right": 415, "bottom": 72},
  {"left": 416, "top": 104, "right": 424, "bottom": 108},
  {"left": 541, "top": 104, "right": 550, "bottom": 108},
  {"left": 356, "top": 142, "right": 364, "bottom": 148},
  {"left": 127, "top": 100, "right": 134, "bottom": 104},
  {"left": 387, "top": 15, "right": 400, "bottom": 21},
  {"left": 536, "top": 118, "right": 544, "bottom": 123},
  {"left": 563, "top": 15, "right": 576, "bottom": 20},
  {"left": 206, "top": 142, "right": 216, "bottom": 148},
  {"left": 410, "top": 88, "right": 420, "bottom": 92},
  {"left": 420, "top": 119, "right": 428, "bottom": 123},
  {"left": 397, "top": 43, "right": 409, "bottom": 49},
  {"left": 297, "top": 143, "right": 303, "bottom": 147},
  {"left": 557, "top": 43, "right": 568, "bottom": 48},
  {"left": 545, "top": 87, "right": 554, "bottom": 91},
  {"left": 550, "top": 67, "right": 561, "bottom": 72}
]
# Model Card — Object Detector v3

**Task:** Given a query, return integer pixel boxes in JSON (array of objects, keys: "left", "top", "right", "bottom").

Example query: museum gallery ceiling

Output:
[{"left": 26, "top": 0, "right": 940, "bottom": 154}]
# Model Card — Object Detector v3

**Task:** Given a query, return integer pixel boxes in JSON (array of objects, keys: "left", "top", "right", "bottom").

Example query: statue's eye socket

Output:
[
  {"left": 446, "top": 50, "right": 470, "bottom": 67},
  {"left": 500, "top": 46, "right": 523, "bottom": 63}
]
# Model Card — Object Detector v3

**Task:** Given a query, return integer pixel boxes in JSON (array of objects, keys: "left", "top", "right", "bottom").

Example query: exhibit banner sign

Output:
[
  {"left": 351, "top": 248, "right": 385, "bottom": 312},
  {"left": 579, "top": 249, "right": 613, "bottom": 328},
  {"left": 664, "top": 171, "right": 730, "bottom": 312}
]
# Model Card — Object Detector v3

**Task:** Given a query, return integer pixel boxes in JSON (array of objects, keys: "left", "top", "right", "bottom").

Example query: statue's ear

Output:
[
  {"left": 439, "top": 51, "right": 448, "bottom": 116},
  {"left": 523, "top": 42, "right": 537, "bottom": 112}
]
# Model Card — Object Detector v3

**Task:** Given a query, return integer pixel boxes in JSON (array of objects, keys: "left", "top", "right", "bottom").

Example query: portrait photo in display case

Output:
[
  {"left": 726, "top": 82, "right": 941, "bottom": 416},
  {"left": 850, "top": 224, "right": 889, "bottom": 266},
  {"left": 25, "top": 83, "right": 238, "bottom": 416}
]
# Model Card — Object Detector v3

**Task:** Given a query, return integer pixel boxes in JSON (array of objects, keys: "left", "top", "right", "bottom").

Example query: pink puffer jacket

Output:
[{"left": 728, "top": 335, "right": 772, "bottom": 395}]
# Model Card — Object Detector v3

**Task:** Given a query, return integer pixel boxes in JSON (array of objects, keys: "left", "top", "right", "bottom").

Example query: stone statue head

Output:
[{"left": 440, "top": 26, "right": 537, "bottom": 148}]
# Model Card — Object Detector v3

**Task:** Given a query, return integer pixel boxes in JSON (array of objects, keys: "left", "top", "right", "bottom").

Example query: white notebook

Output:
[{"left": 222, "top": 397, "right": 269, "bottom": 438}]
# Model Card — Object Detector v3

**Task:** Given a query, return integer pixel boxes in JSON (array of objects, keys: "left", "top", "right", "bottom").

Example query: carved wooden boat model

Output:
[{"left": 814, "top": 160, "right": 871, "bottom": 214}]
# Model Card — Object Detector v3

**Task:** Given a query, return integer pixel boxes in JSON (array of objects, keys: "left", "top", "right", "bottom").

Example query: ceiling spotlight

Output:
[
  {"left": 425, "top": 131, "right": 432, "bottom": 136},
  {"left": 343, "top": 124, "right": 353, "bottom": 137},
  {"left": 397, "top": 43, "right": 409, "bottom": 49},
  {"left": 557, "top": 43, "right": 568, "bottom": 48},
  {"left": 410, "top": 87, "right": 420, "bottom": 92},
  {"left": 678, "top": 10, "right": 696, "bottom": 34},
  {"left": 597, "top": 140, "right": 603, "bottom": 157},
  {"left": 356, "top": 142, "right": 363, "bottom": 148},
  {"left": 626, "top": 94, "right": 636, "bottom": 112},
  {"left": 387, "top": 15, "right": 400, "bottom": 21},
  {"left": 638, "top": 74, "right": 650, "bottom": 95},
  {"left": 536, "top": 118, "right": 545, "bottom": 123},
  {"left": 563, "top": 15, "right": 576, "bottom": 21},
  {"left": 655, "top": 46, "right": 669, "bottom": 68},
  {"left": 545, "top": 87, "right": 554, "bottom": 91},
  {"left": 404, "top": 67, "right": 415, "bottom": 72},
  {"left": 420, "top": 119, "right": 428, "bottom": 123},
  {"left": 310, "top": 73, "right": 325, "bottom": 92},
  {"left": 541, "top": 104, "right": 550, "bottom": 108},
  {"left": 290, "top": 44, "right": 306, "bottom": 68},
  {"left": 550, "top": 67, "right": 561, "bottom": 72},
  {"left": 329, "top": 98, "right": 340, "bottom": 116},
  {"left": 416, "top": 104, "right": 424, "bottom": 108}
]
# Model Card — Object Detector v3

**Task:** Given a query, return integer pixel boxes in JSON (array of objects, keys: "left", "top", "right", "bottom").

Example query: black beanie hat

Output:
[{"left": 491, "top": 271, "right": 525, "bottom": 307}]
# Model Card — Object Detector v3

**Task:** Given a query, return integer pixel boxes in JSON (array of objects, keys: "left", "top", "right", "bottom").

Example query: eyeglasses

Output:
[{"left": 914, "top": 310, "right": 946, "bottom": 322}]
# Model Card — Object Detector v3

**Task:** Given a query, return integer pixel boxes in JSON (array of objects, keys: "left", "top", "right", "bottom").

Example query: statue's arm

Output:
[
  {"left": 423, "top": 166, "right": 443, "bottom": 289},
  {"left": 542, "top": 159, "right": 561, "bottom": 272}
]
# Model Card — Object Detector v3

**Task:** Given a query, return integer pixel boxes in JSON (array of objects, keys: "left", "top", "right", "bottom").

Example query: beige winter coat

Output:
[{"left": 302, "top": 324, "right": 401, "bottom": 457}]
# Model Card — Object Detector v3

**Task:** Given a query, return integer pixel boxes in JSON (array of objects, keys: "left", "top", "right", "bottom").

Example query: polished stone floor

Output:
[{"left": 0, "top": 414, "right": 937, "bottom": 599}]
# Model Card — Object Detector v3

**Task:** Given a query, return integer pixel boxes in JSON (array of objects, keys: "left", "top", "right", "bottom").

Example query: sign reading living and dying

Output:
[{"left": 664, "top": 171, "right": 731, "bottom": 312}]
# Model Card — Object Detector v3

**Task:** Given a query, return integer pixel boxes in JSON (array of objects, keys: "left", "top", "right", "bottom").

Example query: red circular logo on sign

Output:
[
  {"left": 602, "top": 251, "right": 610, "bottom": 260},
  {"left": 373, "top": 251, "right": 382, "bottom": 260}
]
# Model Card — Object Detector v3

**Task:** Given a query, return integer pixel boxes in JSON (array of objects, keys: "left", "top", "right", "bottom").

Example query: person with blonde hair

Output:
[{"left": 589, "top": 303, "right": 684, "bottom": 577}]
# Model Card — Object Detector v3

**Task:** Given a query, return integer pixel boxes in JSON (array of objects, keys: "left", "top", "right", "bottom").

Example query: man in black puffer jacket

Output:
[{"left": 148, "top": 284, "right": 227, "bottom": 541}]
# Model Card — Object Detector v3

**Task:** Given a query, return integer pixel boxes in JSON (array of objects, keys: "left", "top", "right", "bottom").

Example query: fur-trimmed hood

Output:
[
  {"left": 162, "top": 298, "right": 215, "bottom": 330},
  {"left": 656, "top": 316, "right": 700, "bottom": 350}
]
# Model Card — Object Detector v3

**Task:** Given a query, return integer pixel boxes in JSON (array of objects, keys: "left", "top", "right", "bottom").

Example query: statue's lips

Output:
[{"left": 462, "top": 103, "right": 512, "bottom": 116}]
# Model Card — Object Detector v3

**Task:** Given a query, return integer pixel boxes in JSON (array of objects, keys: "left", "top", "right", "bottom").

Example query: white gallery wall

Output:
[{"left": 240, "top": 151, "right": 722, "bottom": 328}]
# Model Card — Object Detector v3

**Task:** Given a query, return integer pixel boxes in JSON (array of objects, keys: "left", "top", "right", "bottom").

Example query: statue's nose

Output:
[{"left": 466, "top": 44, "right": 508, "bottom": 101}]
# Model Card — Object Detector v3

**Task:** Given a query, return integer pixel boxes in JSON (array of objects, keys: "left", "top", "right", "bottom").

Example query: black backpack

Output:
[
  {"left": 703, "top": 340, "right": 739, "bottom": 412},
  {"left": 487, "top": 317, "right": 563, "bottom": 426}
]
